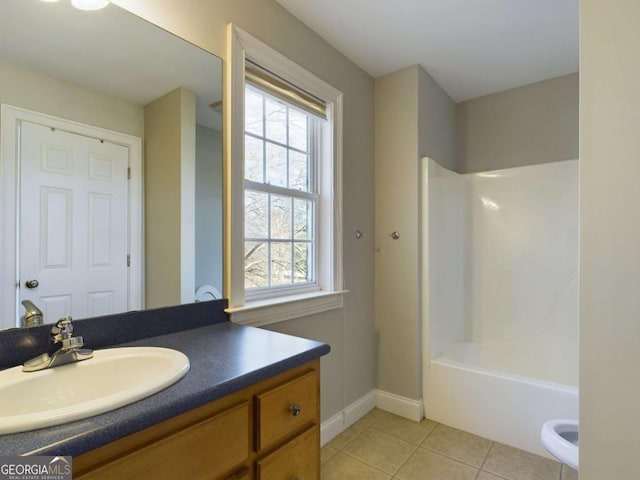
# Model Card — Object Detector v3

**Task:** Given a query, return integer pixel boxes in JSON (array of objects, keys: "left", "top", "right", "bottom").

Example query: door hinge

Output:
[
  {"left": 127, "top": 167, "right": 131, "bottom": 179},
  {"left": 127, "top": 254, "right": 131, "bottom": 267}
]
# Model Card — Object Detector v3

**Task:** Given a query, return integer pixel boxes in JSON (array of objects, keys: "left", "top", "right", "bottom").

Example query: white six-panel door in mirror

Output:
[{"left": 20, "top": 121, "right": 130, "bottom": 321}]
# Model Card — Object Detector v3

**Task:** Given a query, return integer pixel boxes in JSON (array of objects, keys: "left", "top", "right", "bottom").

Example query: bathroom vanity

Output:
[
  {"left": 0, "top": 301, "right": 330, "bottom": 480},
  {"left": 74, "top": 360, "right": 320, "bottom": 479}
]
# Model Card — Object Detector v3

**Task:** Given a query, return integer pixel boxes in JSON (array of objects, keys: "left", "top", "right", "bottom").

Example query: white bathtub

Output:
[
  {"left": 424, "top": 341, "right": 578, "bottom": 458},
  {"left": 422, "top": 158, "right": 579, "bottom": 459}
]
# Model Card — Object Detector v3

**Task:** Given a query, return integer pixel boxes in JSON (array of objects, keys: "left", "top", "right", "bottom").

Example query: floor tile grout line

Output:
[
  {"left": 475, "top": 444, "right": 513, "bottom": 480},
  {"left": 339, "top": 413, "right": 482, "bottom": 476},
  {"left": 339, "top": 427, "right": 420, "bottom": 476},
  {"left": 326, "top": 451, "right": 394, "bottom": 479},
  {"left": 472, "top": 466, "right": 481, "bottom": 480},
  {"left": 416, "top": 442, "right": 491, "bottom": 471},
  {"left": 320, "top": 445, "right": 340, "bottom": 466},
  {"left": 423, "top": 421, "right": 441, "bottom": 442},
  {"left": 334, "top": 411, "right": 425, "bottom": 478},
  {"left": 477, "top": 441, "right": 510, "bottom": 479},
  {"left": 477, "top": 442, "right": 563, "bottom": 480},
  {"left": 327, "top": 421, "right": 371, "bottom": 452},
  {"left": 478, "top": 470, "right": 511, "bottom": 480},
  {"left": 338, "top": 447, "right": 411, "bottom": 478},
  {"left": 478, "top": 440, "right": 493, "bottom": 471},
  {"left": 385, "top": 442, "right": 420, "bottom": 479},
  {"left": 391, "top": 444, "right": 481, "bottom": 480},
  {"left": 369, "top": 423, "right": 438, "bottom": 447},
  {"left": 325, "top": 410, "right": 566, "bottom": 480}
]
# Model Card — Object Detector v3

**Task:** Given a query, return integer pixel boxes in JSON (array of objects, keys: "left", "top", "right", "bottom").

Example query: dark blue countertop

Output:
[{"left": 0, "top": 319, "right": 330, "bottom": 456}]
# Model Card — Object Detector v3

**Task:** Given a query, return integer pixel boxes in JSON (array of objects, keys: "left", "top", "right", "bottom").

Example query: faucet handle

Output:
[
  {"left": 21, "top": 300, "right": 44, "bottom": 327},
  {"left": 51, "top": 316, "right": 74, "bottom": 341}
]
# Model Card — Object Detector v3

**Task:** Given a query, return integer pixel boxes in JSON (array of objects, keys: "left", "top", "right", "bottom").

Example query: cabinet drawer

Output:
[
  {"left": 77, "top": 401, "right": 249, "bottom": 480},
  {"left": 256, "top": 370, "right": 318, "bottom": 452},
  {"left": 256, "top": 427, "right": 319, "bottom": 480},
  {"left": 223, "top": 466, "right": 251, "bottom": 480}
]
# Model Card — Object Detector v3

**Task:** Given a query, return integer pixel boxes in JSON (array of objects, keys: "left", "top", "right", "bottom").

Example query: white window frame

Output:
[{"left": 225, "top": 24, "right": 344, "bottom": 326}]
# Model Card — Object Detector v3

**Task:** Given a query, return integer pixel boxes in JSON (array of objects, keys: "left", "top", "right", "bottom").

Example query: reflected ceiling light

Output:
[
  {"left": 480, "top": 197, "right": 500, "bottom": 210},
  {"left": 70, "top": 0, "right": 109, "bottom": 10},
  {"left": 40, "top": 0, "right": 60, "bottom": 3}
]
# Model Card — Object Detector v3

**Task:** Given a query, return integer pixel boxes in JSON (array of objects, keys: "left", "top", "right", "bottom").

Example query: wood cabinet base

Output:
[{"left": 74, "top": 359, "right": 320, "bottom": 480}]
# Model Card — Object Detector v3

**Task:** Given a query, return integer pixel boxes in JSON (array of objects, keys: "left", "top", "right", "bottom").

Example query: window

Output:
[
  {"left": 244, "top": 81, "right": 320, "bottom": 296},
  {"left": 226, "top": 25, "right": 344, "bottom": 326}
]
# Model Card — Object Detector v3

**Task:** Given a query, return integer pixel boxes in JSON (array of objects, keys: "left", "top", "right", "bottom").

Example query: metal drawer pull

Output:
[{"left": 289, "top": 404, "right": 301, "bottom": 416}]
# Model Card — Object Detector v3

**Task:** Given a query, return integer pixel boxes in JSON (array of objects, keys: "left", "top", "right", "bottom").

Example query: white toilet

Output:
[{"left": 541, "top": 419, "right": 579, "bottom": 471}]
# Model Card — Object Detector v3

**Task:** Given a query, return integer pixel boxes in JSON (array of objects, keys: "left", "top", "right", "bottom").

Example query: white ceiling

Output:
[
  {"left": 0, "top": 0, "right": 222, "bottom": 129},
  {"left": 275, "top": 0, "right": 579, "bottom": 102}
]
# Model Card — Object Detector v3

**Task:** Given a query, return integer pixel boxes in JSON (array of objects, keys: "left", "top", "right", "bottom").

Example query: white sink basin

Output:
[{"left": 0, "top": 346, "right": 190, "bottom": 435}]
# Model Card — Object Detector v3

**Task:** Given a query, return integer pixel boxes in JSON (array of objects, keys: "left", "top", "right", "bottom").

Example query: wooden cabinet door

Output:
[
  {"left": 76, "top": 402, "right": 249, "bottom": 480},
  {"left": 256, "top": 427, "right": 319, "bottom": 480}
]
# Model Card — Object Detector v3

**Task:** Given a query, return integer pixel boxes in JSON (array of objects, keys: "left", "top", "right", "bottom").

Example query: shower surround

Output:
[{"left": 421, "top": 158, "right": 579, "bottom": 457}]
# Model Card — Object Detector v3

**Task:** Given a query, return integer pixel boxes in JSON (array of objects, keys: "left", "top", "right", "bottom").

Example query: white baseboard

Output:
[
  {"left": 320, "top": 411, "right": 345, "bottom": 446},
  {"left": 320, "top": 390, "right": 377, "bottom": 445},
  {"left": 320, "top": 389, "right": 424, "bottom": 445},
  {"left": 375, "top": 389, "right": 424, "bottom": 422}
]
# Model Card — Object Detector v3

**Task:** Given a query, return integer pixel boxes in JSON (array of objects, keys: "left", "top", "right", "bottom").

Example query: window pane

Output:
[
  {"left": 270, "top": 242, "right": 292, "bottom": 286},
  {"left": 265, "top": 143, "right": 287, "bottom": 187},
  {"left": 245, "top": 241, "right": 268, "bottom": 288},
  {"left": 289, "top": 150, "right": 309, "bottom": 191},
  {"left": 243, "top": 78, "right": 322, "bottom": 298},
  {"left": 245, "top": 191, "right": 268, "bottom": 238},
  {"left": 271, "top": 195, "right": 292, "bottom": 239},
  {"left": 289, "top": 109, "right": 307, "bottom": 151},
  {"left": 245, "top": 89, "right": 263, "bottom": 136},
  {"left": 265, "top": 98, "right": 287, "bottom": 144},
  {"left": 294, "top": 242, "right": 312, "bottom": 283},
  {"left": 245, "top": 135, "right": 263, "bottom": 182},
  {"left": 293, "top": 199, "right": 312, "bottom": 240}
]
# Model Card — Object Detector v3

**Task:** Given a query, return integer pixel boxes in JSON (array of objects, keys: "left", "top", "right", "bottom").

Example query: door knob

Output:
[{"left": 25, "top": 279, "right": 39, "bottom": 289}]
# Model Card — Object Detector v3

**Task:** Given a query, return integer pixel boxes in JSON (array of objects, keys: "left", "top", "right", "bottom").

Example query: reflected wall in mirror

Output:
[{"left": 0, "top": 0, "right": 223, "bottom": 329}]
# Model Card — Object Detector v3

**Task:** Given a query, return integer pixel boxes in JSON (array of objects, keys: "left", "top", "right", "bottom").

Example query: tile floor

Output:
[{"left": 321, "top": 409, "right": 578, "bottom": 480}]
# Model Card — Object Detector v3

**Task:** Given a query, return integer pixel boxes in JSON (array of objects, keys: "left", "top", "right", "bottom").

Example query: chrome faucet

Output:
[
  {"left": 22, "top": 316, "right": 93, "bottom": 372},
  {"left": 21, "top": 300, "right": 44, "bottom": 327}
]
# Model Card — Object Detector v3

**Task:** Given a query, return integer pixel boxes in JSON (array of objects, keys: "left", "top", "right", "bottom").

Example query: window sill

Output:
[{"left": 226, "top": 290, "right": 347, "bottom": 327}]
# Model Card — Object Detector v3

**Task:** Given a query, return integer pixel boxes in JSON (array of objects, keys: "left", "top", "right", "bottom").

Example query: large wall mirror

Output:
[{"left": 0, "top": 0, "right": 223, "bottom": 329}]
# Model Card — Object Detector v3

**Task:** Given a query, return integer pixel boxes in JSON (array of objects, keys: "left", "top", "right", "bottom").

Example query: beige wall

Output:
[
  {"left": 375, "top": 66, "right": 421, "bottom": 400},
  {"left": 418, "top": 68, "right": 457, "bottom": 171},
  {"left": 144, "top": 88, "right": 196, "bottom": 308},
  {"left": 374, "top": 65, "right": 456, "bottom": 401},
  {"left": 179, "top": 90, "right": 197, "bottom": 305},
  {"left": 457, "top": 73, "right": 578, "bottom": 173},
  {"left": 195, "top": 125, "right": 223, "bottom": 294},
  {"left": 580, "top": 1, "right": 640, "bottom": 478},
  {"left": 116, "top": 0, "right": 376, "bottom": 421},
  {"left": 0, "top": 61, "right": 143, "bottom": 136}
]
